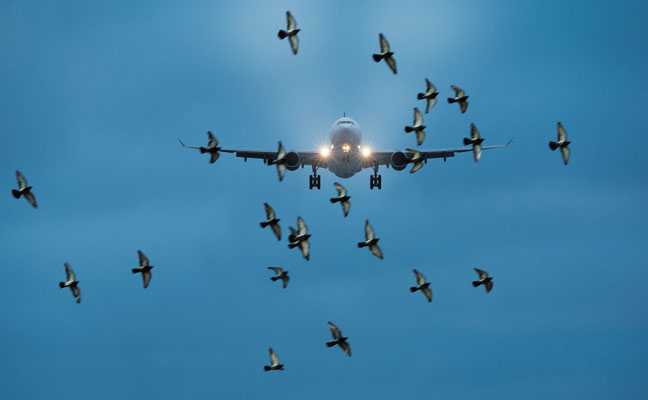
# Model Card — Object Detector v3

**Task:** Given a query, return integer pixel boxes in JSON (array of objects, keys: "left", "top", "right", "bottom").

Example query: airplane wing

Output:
[{"left": 363, "top": 140, "right": 512, "bottom": 168}]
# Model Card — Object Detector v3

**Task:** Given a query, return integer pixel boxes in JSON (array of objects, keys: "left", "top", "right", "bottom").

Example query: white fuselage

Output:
[{"left": 325, "top": 117, "right": 364, "bottom": 178}]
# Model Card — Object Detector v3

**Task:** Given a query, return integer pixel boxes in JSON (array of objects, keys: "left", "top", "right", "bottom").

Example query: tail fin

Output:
[
  {"left": 549, "top": 141, "right": 559, "bottom": 151},
  {"left": 277, "top": 30, "right": 287, "bottom": 39},
  {"left": 131, "top": 268, "right": 140, "bottom": 274},
  {"left": 59, "top": 282, "right": 66, "bottom": 288},
  {"left": 417, "top": 93, "right": 425, "bottom": 100},
  {"left": 447, "top": 98, "right": 456, "bottom": 104},
  {"left": 463, "top": 138, "right": 472, "bottom": 146},
  {"left": 11, "top": 189, "right": 21, "bottom": 199},
  {"left": 404, "top": 126, "right": 414, "bottom": 133},
  {"left": 329, "top": 198, "right": 339, "bottom": 204},
  {"left": 357, "top": 242, "right": 367, "bottom": 248},
  {"left": 372, "top": 53, "right": 382, "bottom": 62},
  {"left": 472, "top": 281, "right": 480, "bottom": 287},
  {"left": 326, "top": 341, "right": 337, "bottom": 347},
  {"left": 409, "top": 287, "right": 417, "bottom": 292},
  {"left": 260, "top": 221, "right": 269, "bottom": 228}
]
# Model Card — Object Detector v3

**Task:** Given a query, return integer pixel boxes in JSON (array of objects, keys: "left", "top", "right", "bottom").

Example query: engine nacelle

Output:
[
  {"left": 285, "top": 151, "right": 301, "bottom": 171},
  {"left": 390, "top": 151, "right": 407, "bottom": 171}
]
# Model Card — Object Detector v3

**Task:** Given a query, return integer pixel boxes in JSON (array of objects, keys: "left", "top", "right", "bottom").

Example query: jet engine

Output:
[
  {"left": 390, "top": 151, "right": 408, "bottom": 171},
  {"left": 285, "top": 151, "right": 301, "bottom": 171}
]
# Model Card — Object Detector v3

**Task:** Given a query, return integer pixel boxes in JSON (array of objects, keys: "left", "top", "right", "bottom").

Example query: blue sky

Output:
[{"left": 1, "top": 0, "right": 647, "bottom": 398}]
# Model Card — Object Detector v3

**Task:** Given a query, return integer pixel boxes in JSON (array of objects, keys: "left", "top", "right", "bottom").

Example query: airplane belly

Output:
[{"left": 328, "top": 156, "right": 362, "bottom": 178}]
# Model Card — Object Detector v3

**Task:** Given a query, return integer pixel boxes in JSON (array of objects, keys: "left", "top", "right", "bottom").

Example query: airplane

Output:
[{"left": 178, "top": 116, "right": 511, "bottom": 190}]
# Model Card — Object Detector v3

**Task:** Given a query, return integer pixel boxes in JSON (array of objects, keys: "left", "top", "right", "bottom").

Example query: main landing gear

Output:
[
  {"left": 309, "top": 165, "right": 321, "bottom": 190},
  {"left": 370, "top": 165, "right": 382, "bottom": 190}
]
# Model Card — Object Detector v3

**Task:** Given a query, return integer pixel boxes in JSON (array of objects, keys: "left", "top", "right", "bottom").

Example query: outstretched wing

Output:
[
  {"left": 264, "top": 203, "right": 276, "bottom": 220},
  {"left": 470, "top": 123, "right": 480, "bottom": 140},
  {"left": 485, "top": 280, "right": 494, "bottom": 293},
  {"left": 425, "top": 97, "right": 436, "bottom": 113},
  {"left": 289, "top": 35, "right": 299, "bottom": 55},
  {"left": 267, "top": 266, "right": 283, "bottom": 275},
  {"left": 415, "top": 130, "right": 425, "bottom": 146},
  {"left": 64, "top": 263, "right": 75, "bottom": 281},
  {"left": 473, "top": 143, "right": 482, "bottom": 162},
  {"left": 207, "top": 131, "right": 218, "bottom": 149},
  {"left": 281, "top": 274, "right": 290, "bottom": 288},
  {"left": 422, "top": 286, "right": 432, "bottom": 302},
  {"left": 413, "top": 269, "right": 426, "bottom": 285},
  {"left": 341, "top": 200, "right": 350, "bottom": 217},
  {"left": 299, "top": 240, "right": 310, "bottom": 261},
  {"left": 271, "top": 223, "right": 282, "bottom": 241},
  {"left": 451, "top": 85, "right": 465, "bottom": 97},
  {"left": 286, "top": 11, "right": 296, "bottom": 30},
  {"left": 460, "top": 100, "right": 469, "bottom": 113},
  {"left": 339, "top": 341, "right": 352, "bottom": 357},
  {"left": 385, "top": 56, "right": 397, "bottom": 74},
  {"left": 269, "top": 347, "right": 279, "bottom": 365},
  {"left": 138, "top": 250, "right": 149, "bottom": 268},
  {"left": 379, "top": 33, "right": 390, "bottom": 52},
  {"left": 16, "top": 170, "right": 27, "bottom": 189},
  {"left": 297, "top": 217, "right": 308, "bottom": 235},
  {"left": 142, "top": 270, "right": 152, "bottom": 288},
  {"left": 328, "top": 321, "right": 342, "bottom": 339},
  {"left": 561, "top": 146, "right": 570, "bottom": 165},
  {"left": 425, "top": 79, "right": 436, "bottom": 94},
  {"left": 413, "top": 108, "right": 423, "bottom": 126},
  {"left": 370, "top": 244, "right": 383, "bottom": 259},
  {"left": 557, "top": 122, "right": 567, "bottom": 142},
  {"left": 364, "top": 219, "right": 374, "bottom": 241},
  {"left": 333, "top": 182, "right": 347, "bottom": 197},
  {"left": 474, "top": 268, "right": 488, "bottom": 279},
  {"left": 71, "top": 285, "right": 81, "bottom": 303},
  {"left": 23, "top": 191, "right": 38, "bottom": 208}
]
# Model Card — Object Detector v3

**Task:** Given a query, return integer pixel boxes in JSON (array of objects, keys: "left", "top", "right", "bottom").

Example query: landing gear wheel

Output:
[
  {"left": 309, "top": 174, "right": 321, "bottom": 190},
  {"left": 369, "top": 175, "right": 382, "bottom": 190}
]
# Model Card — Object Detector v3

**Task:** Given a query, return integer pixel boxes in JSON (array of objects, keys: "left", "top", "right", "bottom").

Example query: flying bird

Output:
[
  {"left": 404, "top": 107, "right": 426, "bottom": 146},
  {"left": 288, "top": 217, "right": 311, "bottom": 261},
  {"left": 472, "top": 268, "right": 493, "bottom": 293},
  {"left": 405, "top": 149, "right": 424, "bottom": 174},
  {"left": 372, "top": 33, "right": 397, "bottom": 74},
  {"left": 277, "top": 11, "right": 300, "bottom": 55},
  {"left": 267, "top": 267, "right": 290, "bottom": 288},
  {"left": 260, "top": 203, "right": 281, "bottom": 241},
  {"left": 264, "top": 347, "right": 285, "bottom": 371},
  {"left": 463, "top": 123, "right": 485, "bottom": 162},
  {"left": 59, "top": 263, "right": 81, "bottom": 304},
  {"left": 177, "top": 131, "right": 221, "bottom": 163},
  {"left": 549, "top": 122, "right": 571, "bottom": 165},
  {"left": 12, "top": 170, "right": 37, "bottom": 208},
  {"left": 329, "top": 182, "right": 351, "bottom": 217},
  {"left": 357, "top": 219, "right": 383, "bottom": 259},
  {"left": 268, "top": 141, "right": 287, "bottom": 181},
  {"left": 417, "top": 79, "right": 439, "bottom": 113},
  {"left": 131, "top": 250, "right": 154, "bottom": 288},
  {"left": 410, "top": 269, "right": 432, "bottom": 303},
  {"left": 326, "top": 321, "right": 351, "bottom": 357},
  {"left": 447, "top": 85, "right": 469, "bottom": 113}
]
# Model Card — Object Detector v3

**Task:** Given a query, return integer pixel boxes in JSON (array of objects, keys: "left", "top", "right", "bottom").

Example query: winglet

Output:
[
  {"left": 506, "top": 138, "right": 514, "bottom": 146},
  {"left": 177, "top": 138, "right": 187, "bottom": 148}
]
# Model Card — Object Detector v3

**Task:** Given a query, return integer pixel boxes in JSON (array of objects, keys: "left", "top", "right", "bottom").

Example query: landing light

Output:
[
  {"left": 362, "top": 147, "right": 371, "bottom": 157},
  {"left": 320, "top": 147, "right": 330, "bottom": 157}
]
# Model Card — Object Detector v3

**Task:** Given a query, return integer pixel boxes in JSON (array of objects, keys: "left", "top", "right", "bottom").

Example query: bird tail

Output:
[
  {"left": 447, "top": 98, "right": 456, "bottom": 104},
  {"left": 329, "top": 198, "right": 339, "bottom": 204},
  {"left": 263, "top": 366, "right": 271, "bottom": 371},
  {"left": 199, "top": 147, "right": 208, "bottom": 154},
  {"left": 404, "top": 126, "right": 414, "bottom": 133},
  {"left": 326, "top": 341, "right": 337, "bottom": 347},
  {"left": 417, "top": 93, "right": 425, "bottom": 100},
  {"left": 260, "top": 221, "right": 269, "bottom": 228},
  {"left": 357, "top": 242, "right": 367, "bottom": 248},
  {"left": 270, "top": 276, "right": 279, "bottom": 281},
  {"left": 549, "top": 141, "right": 559, "bottom": 151},
  {"left": 11, "top": 189, "right": 21, "bottom": 199},
  {"left": 463, "top": 138, "right": 472, "bottom": 146},
  {"left": 372, "top": 53, "right": 382, "bottom": 62},
  {"left": 288, "top": 242, "right": 298, "bottom": 249},
  {"left": 278, "top": 30, "right": 287, "bottom": 39},
  {"left": 472, "top": 281, "right": 480, "bottom": 287},
  {"left": 410, "top": 286, "right": 418, "bottom": 292},
  {"left": 59, "top": 282, "right": 66, "bottom": 288},
  {"left": 131, "top": 268, "right": 141, "bottom": 274}
]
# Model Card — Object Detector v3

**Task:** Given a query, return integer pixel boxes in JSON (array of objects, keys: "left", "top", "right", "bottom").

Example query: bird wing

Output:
[
  {"left": 288, "top": 226, "right": 297, "bottom": 241},
  {"left": 271, "top": 223, "right": 282, "bottom": 241},
  {"left": 277, "top": 141, "right": 286, "bottom": 160},
  {"left": 328, "top": 321, "right": 342, "bottom": 339},
  {"left": 557, "top": 122, "right": 567, "bottom": 142},
  {"left": 23, "top": 191, "right": 38, "bottom": 208},
  {"left": 269, "top": 348, "right": 279, "bottom": 366},
  {"left": 422, "top": 286, "right": 432, "bottom": 302},
  {"left": 370, "top": 244, "right": 383, "bottom": 259},
  {"left": 470, "top": 123, "right": 480, "bottom": 140},
  {"left": 264, "top": 202, "right": 275, "bottom": 220},
  {"left": 413, "top": 269, "right": 426, "bottom": 285},
  {"left": 71, "top": 285, "right": 81, "bottom": 303},
  {"left": 64, "top": 263, "right": 75, "bottom": 281},
  {"left": 379, "top": 33, "right": 390, "bottom": 52},
  {"left": 460, "top": 100, "right": 468, "bottom": 113},
  {"left": 289, "top": 35, "right": 299, "bottom": 55},
  {"left": 451, "top": 85, "right": 465, "bottom": 97},
  {"left": 267, "top": 266, "right": 283, "bottom": 275},
  {"left": 276, "top": 163, "right": 286, "bottom": 181},
  {"left": 15, "top": 170, "right": 27, "bottom": 189},
  {"left": 561, "top": 145, "right": 570, "bottom": 165},
  {"left": 410, "top": 161, "right": 424, "bottom": 174},
  {"left": 406, "top": 149, "right": 422, "bottom": 161},
  {"left": 425, "top": 97, "right": 436, "bottom": 114},
  {"left": 333, "top": 182, "right": 347, "bottom": 197},
  {"left": 341, "top": 200, "right": 350, "bottom": 217},
  {"left": 473, "top": 143, "right": 482, "bottom": 162},
  {"left": 415, "top": 130, "right": 425, "bottom": 146},
  {"left": 138, "top": 250, "right": 149, "bottom": 267},
  {"left": 286, "top": 11, "right": 296, "bottom": 30},
  {"left": 339, "top": 340, "right": 352, "bottom": 357},
  {"left": 425, "top": 79, "right": 436, "bottom": 94},
  {"left": 282, "top": 274, "right": 290, "bottom": 288},
  {"left": 142, "top": 270, "right": 152, "bottom": 288},
  {"left": 485, "top": 280, "right": 494, "bottom": 293},
  {"left": 299, "top": 240, "right": 310, "bottom": 261},
  {"left": 297, "top": 217, "right": 308, "bottom": 236},
  {"left": 207, "top": 131, "right": 218, "bottom": 149},
  {"left": 385, "top": 56, "right": 397, "bottom": 74},
  {"left": 364, "top": 219, "right": 374, "bottom": 241},
  {"left": 413, "top": 107, "right": 423, "bottom": 126},
  {"left": 474, "top": 268, "right": 488, "bottom": 279}
]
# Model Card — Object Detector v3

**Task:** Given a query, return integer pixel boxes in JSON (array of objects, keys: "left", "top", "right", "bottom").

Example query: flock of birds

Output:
[{"left": 9, "top": 10, "right": 574, "bottom": 373}]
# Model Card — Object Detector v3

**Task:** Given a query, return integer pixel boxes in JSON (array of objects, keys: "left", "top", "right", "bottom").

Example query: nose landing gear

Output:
[
  {"left": 370, "top": 165, "right": 382, "bottom": 190},
  {"left": 309, "top": 165, "right": 321, "bottom": 190}
]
